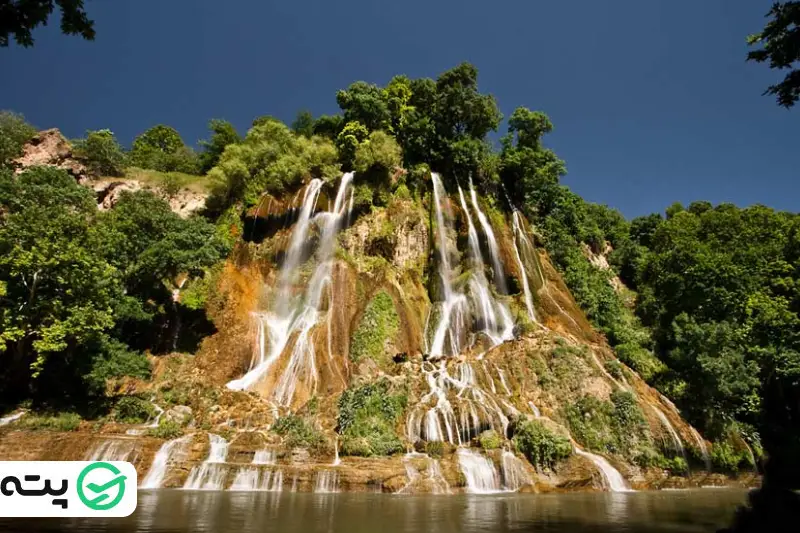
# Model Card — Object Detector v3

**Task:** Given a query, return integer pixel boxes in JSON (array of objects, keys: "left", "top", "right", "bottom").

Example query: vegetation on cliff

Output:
[{"left": 0, "top": 60, "right": 797, "bottom": 480}]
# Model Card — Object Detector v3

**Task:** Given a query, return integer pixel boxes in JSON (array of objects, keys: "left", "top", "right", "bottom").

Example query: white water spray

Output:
[
  {"left": 457, "top": 448, "right": 502, "bottom": 493},
  {"left": 184, "top": 434, "right": 229, "bottom": 490},
  {"left": 574, "top": 447, "right": 631, "bottom": 492},
  {"left": 141, "top": 434, "right": 193, "bottom": 489}
]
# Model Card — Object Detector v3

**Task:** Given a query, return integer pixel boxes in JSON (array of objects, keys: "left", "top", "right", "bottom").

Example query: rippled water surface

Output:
[{"left": 0, "top": 489, "right": 747, "bottom": 533}]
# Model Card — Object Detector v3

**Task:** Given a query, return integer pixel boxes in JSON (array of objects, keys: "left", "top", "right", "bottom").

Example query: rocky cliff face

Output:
[
  {"left": 13, "top": 129, "right": 207, "bottom": 218},
  {"left": 0, "top": 172, "right": 757, "bottom": 493}
]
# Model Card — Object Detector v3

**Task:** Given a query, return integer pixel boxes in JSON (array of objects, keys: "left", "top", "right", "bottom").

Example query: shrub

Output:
[
  {"left": 349, "top": 291, "right": 399, "bottom": 364},
  {"left": 478, "top": 430, "right": 502, "bottom": 450},
  {"left": 562, "top": 395, "right": 616, "bottom": 453},
  {"left": 17, "top": 412, "right": 81, "bottom": 432},
  {"left": 73, "top": 129, "right": 126, "bottom": 176},
  {"left": 273, "top": 414, "right": 326, "bottom": 450},
  {"left": 148, "top": 419, "right": 184, "bottom": 440},
  {"left": 512, "top": 419, "right": 572, "bottom": 469},
  {"left": 337, "top": 380, "right": 406, "bottom": 457},
  {"left": 604, "top": 359, "right": 623, "bottom": 380},
  {"left": 113, "top": 396, "right": 155, "bottom": 424},
  {"left": 710, "top": 441, "right": 752, "bottom": 473},
  {"left": 425, "top": 440, "right": 444, "bottom": 458}
]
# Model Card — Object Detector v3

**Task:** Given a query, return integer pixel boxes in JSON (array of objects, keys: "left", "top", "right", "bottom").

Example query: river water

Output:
[{"left": 0, "top": 490, "right": 746, "bottom": 532}]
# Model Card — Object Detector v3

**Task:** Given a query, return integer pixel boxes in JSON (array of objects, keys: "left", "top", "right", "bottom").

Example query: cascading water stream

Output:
[
  {"left": 510, "top": 211, "right": 538, "bottom": 323},
  {"left": 314, "top": 470, "right": 340, "bottom": 493},
  {"left": 468, "top": 178, "right": 508, "bottom": 294},
  {"left": 456, "top": 448, "right": 502, "bottom": 493},
  {"left": 253, "top": 449, "right": 276, "bottom": 465},
  {"left": 184, "top": 434, "right": 229, "bottom": 490},
  {"left": 406, "top": 361, "right": 512, "bottom": 445},
  {"left": 501, "top": 450, "right": 533, "bottom": 491},
  {"left": 227, "top": 174, "right": 354, "bottom": 406},
  {"left": 141, "top": 434, "right": 193, "bottom": 489},
  {"left": 427, "top": 173, "right": 468, "bottom": 358},
  {"left": 85, "top": 439, "right": 136, "bottom": 462},
  {"left": 651, "top": 405, "right": 686, "bottom": 461},
  {"left": 574, "top": 447, "right": 631, "bottom": 492},
  {"left": 457, "top": 186, "right": 514, "bottom": 350}
]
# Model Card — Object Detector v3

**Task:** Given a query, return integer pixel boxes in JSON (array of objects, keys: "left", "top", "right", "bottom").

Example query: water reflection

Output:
[{"left": 0, "top": 490, "right": 746, "bottom": 533}]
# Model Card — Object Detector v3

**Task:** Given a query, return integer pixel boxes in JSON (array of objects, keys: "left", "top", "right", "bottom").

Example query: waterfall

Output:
[
  {"left": 407, "top": 361, "right": 511, "bottom": 445},
  {"left": 510, "top": 211, "right": 538, "bottom": 323},
  {"left": 0, "top": 410, "right": 25, "bottom": 426},
  {"left": 85, "top": 439, "right": 136, "bottom": 462},
  {"left": 427, "top": 459, "right": 451, "bottom": 494},
  {"left": 428, "top": 173, "right": 469, "bottom": 358},
  {"left": 457, "top": 448, "right": 502, "bottom": 493},
  {"left": 253, "top": 449, "right": 276, "bottom": 465},
  {"left": 230, "top": 468, "right": 283, "bottom": 492},
  {"left": 457, "top": 185, "right": 514, "bottom": 349},
  {"left": 468, "top": 178, "right": 508, "bottom": 294},
  {"left": 229, "top": 468, "right": 259, "bottom": 491},
  {"left": 501, "top": 450, "right": 533, "bottom": 491},
  {"left": 651, "top": 405, "right": 686, "bottom": 461},
  {"left": 688, "top": 426, "right": 711, "bottom": 471},
  {"left": 227, "top": 174, "right": 354, "bottom": 406},
  {"left": 184, "top": 434, "right": 230, "bottom": 491},
  {"left": 528, "top": 401, "right": 541, "bottom": 418},
  {"left": 314, "top": 470, "right": 339, "bottom": 493},
  {"left": 574, "top": 447, "right": 631, "bottom": 492},
  {"left": 141, "top": 434, "right": 193, "bottom": 489},
  {"left": 332, "top": 439, "right": 341, "bottom": 466}
]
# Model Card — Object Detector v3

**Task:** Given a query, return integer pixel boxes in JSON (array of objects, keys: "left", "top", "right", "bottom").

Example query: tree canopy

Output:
[
  {"left": 0, "top": 0, "right": 95, "bottom": 47},
  {"left": 748, "top": 1, "right": 800, "bottom": 107}
]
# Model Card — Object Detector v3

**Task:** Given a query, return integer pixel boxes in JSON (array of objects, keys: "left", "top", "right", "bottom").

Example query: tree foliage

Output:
[
  {"left": 198, "top": 119, "right": 241, "bottom": 174},
  {"left": 207, "top": 118, "right": 339, "bottom": 210},
  {"left": 0, "top": 166, "right": 228, "bottom": 409},
  {"left": 129, "top": 125, "right": 200, "bottom": 174},
  {"left": 747, "top": 1, "right": 800, "bottom": 107},
  {"left": 73, "top": 129, "right": 127, "bottom": 176},
  {"left": 0, "top": 0, "right": 95, "bottom": 47},
  {"left": 0, "top": 111, "right": 37, "bottom": 168}
]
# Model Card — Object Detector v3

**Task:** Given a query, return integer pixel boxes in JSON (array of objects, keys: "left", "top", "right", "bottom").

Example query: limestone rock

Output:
[
  {"left": 164, "top": 405, "right": 193, "bottom": 425},
  {"left": 14, "top": 129, "right": 89, "bottom": 183}
]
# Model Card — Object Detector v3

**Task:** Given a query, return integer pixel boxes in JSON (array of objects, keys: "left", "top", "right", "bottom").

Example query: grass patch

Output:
[
  {"left": 337, "top": 379, "right": 406, "bottom": 457},
  {"left": 350, "top": 291, "right": 399, "bottom": 365},
  {"left": 15, "top": 412, "right": 81, "bottom": 432},
  {"left": 117, "top": 167, "right": 213, "bottom": 194}
]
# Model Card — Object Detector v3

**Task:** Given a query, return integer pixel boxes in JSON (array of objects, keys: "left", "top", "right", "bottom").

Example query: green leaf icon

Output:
[{"left": 77, "top": 462, "right": 127, "bottom": 511}]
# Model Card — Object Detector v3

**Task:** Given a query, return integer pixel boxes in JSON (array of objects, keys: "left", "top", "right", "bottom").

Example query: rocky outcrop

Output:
[
  {"left": 13, "top": 128, "right": 89, "bottom": 183},
  {"left": 92, "top": 178, "right": 207, "bottom": 217}
]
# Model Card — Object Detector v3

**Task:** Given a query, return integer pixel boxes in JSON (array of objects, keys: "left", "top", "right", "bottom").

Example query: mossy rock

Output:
[{"left": 350, "top": 290, "right": 400, "bottom": 365}]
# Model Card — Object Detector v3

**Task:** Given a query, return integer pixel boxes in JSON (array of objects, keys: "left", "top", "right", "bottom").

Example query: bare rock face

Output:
[
  {"left": 93, "top": 180, "right": 143, "bottom": 211},
  {"left": 14, "top": 129, "right": 90, "bottom": 183},
  {"left": 91, "top": 178, "right": 207, "bottom": 217}
]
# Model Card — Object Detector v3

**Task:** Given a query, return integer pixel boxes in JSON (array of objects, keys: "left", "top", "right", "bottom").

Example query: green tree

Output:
[
  {"left": 73, "top": 129, "right": 127, "bottom": 176},
  {"left": 747, "top": 1, "right": 800, "bottom": 107},
  {"left": 198, "top": 119, "right": 241, "bottom": 174},
  {"left": 0, "top": 167, "right": 118, "bottom": 398},
  {"left": 207, "top": 118, "right": 339, "bottom": 210},
  {"left": 291, "top": 110, "right": 315, "bottom": 138},
  {"left": 130, "top": 125, "right": 199, "bottom": 174},
  {"left": 0, "top": 111, "right": 37, "bottom": 168},
  {"left": 0, "top": 0, "right": 95, "bottom": 47}
]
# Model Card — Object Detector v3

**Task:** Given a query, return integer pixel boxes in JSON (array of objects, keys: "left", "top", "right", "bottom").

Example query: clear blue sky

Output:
[{"left": 1, "top": 0, "right": 797, "bottom": 218}]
